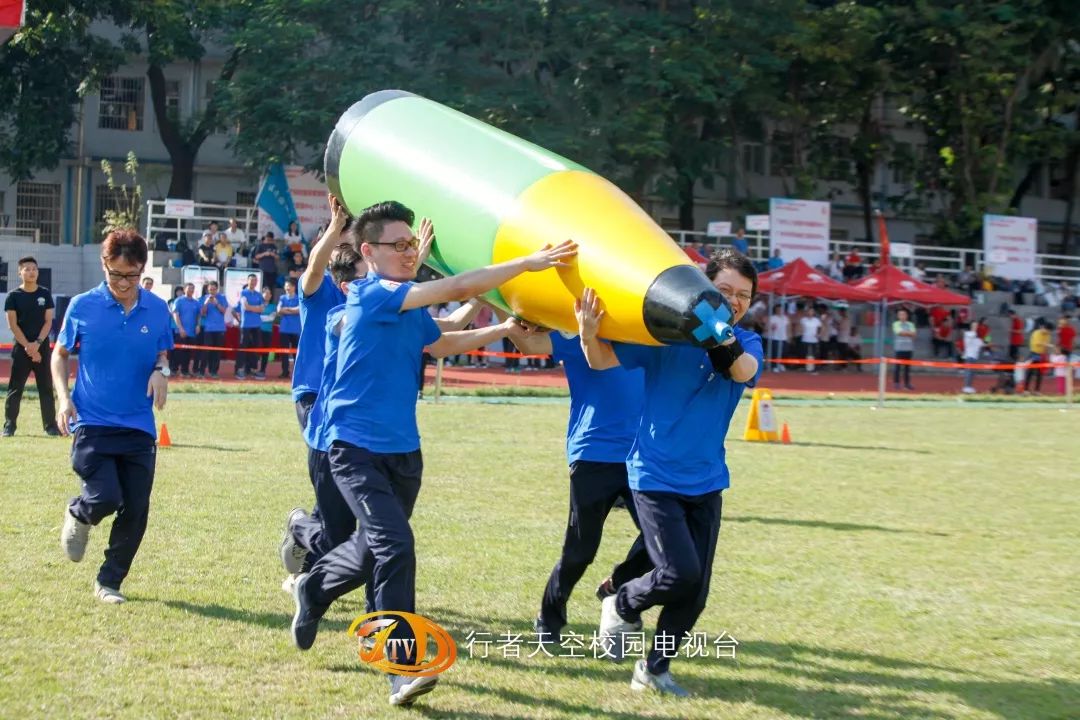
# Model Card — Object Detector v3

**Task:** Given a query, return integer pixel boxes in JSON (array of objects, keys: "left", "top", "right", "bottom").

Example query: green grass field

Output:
[{"left": 0, "top": 396, "right": 1077, "bottom": 719}]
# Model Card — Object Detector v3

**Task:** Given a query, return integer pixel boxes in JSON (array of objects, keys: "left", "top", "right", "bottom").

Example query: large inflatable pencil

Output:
[{"left": 325, "top": 89, "right": 732, "bottom": 347}]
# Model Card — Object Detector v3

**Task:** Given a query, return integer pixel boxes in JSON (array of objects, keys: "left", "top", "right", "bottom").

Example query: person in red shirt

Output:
[
  {"left": 932, "top": 315, "right": 953, "bottom": 358},
  {"left": 1007, "top": 309, "right": 1025, "bottom": 360},
  {"left": 843, "top": 248, "right": 863, "bottom": 280},
  {"left": 929, "top": 305, "right": 949, "bottom": 327},
  {"left": 976, "top": 317, "right": 991, "bottom": 344},
  {"left": 1058, "top": 316, "right": 1076, "bottom": 354}
]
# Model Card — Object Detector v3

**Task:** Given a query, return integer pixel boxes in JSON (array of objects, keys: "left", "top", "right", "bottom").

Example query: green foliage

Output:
[
  {"left": 2, "top": 1, "right": 1078, "bottom": 243},
  {"left": 99, "top": 150, "right": 143, "bottom": 233}
]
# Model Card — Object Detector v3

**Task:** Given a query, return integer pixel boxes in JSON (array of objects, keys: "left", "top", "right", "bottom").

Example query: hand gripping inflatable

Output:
[{"left": 324, "top": 89, "right": 733, "bottom": 347}]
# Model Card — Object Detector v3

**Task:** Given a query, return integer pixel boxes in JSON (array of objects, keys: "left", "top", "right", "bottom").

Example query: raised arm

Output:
[
  {"left": 432, "top": 298, "right": 483, "bottom": 332},
  {"left": 576, "top": 288, "right": 619, "bottom": 370},
  {"left": 301, "top": 193, "right": 349, "bottom": 297},
  {"left": 427, "top": 317, "right": 524, "bottom": 359},
  {"left": 399, "top": 240, "right": 577, "bottom": 312}
]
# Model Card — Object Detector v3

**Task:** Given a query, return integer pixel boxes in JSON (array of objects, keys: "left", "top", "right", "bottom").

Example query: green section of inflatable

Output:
[{"left": 334, "top": 95, "right": 589, "bottom": 302}]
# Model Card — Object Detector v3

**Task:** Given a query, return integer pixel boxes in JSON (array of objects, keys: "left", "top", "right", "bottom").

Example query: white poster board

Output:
[
  {"left": 769, "top": 198, "right": 830, "bottom": 267},
  {"left": 983, "top": 215, "right": 1037, "bottom": 280},
  {"left": 181, "top": 266, "right": 221, "bottom": 293},
  {"left": 165, "top": 198, "right": 195, "bottom": 218},
  {"left": 746, "top": 214, "right": 770, "bottom": 231},
  {"left": 224, "top": 268, "right": 264, "bottom": 321},
  {"left": 706, "top": 221, "right": 732, "bottom": 238},
  {"left": 257, "top": 167, "right": 332, "bottom": 242}
]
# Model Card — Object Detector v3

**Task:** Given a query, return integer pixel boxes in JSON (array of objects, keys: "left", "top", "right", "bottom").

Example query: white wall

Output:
[{"left": 0, "top": 239, "right": 102, "bottom": 297}]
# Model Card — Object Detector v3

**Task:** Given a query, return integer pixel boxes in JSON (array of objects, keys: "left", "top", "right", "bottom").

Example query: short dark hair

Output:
[
  {"left": 329, "top": 242, "right": 363, "bottom": 285},
  {"left": 17, "top": 256, "right": 37, "bottom": 268},
  {"left": 705, "top": 247, "right": 757, "bottom": 297},
  {"left": 349, "top": 200, "right": 415, "bottom": 247},
  {"left": 101, "top": 229, "right": 148, "bottom": 267},
  {"left": 247, "top": 273, "right": 257, "bottom": 281}
]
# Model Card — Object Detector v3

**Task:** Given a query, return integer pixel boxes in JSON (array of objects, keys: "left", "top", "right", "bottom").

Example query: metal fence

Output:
[{"left": 144, "top": 200, "right": 259, "bottom": 249}]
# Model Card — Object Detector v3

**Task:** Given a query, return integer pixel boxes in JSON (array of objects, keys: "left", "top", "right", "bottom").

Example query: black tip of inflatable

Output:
[
  {"left": 642, "top": 265, "right": 734, "bottom": 349},
  {"left": 324, "top": 89, "right": 417, "bottom": 207}
]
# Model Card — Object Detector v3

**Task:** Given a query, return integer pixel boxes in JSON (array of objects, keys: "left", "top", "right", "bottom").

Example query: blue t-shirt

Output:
[
  {"left": 200, "top": 293, "right": 228, "bottom": 333},
  {"left": 733, "top": 237, "right": 750, "bottom": 255},
  {"left": 550, "top": 332, "right": 643, "bottom": 464},
  {"left": 278, "top": 294, "right": 301, "bottom": 336},
  {"left": 324, "top": 273, "right": 441, "bottom": 453},
  {"left": 260, "top": 302, "right": 277, "bottom": 333},
  {"left": 613, "top": 326, "right": 763, "bottom": 496},
  {"left": 172, "top": 295, "right": 201, "bottom": 336},
  {"left": 303, "top": 305, "right": 346, "bottom": 452},
  {"left": 57, "top": 283, "right": 174, "bottom": 438},
  {"left": 238, "top": 288, "right": 263, "bottom": 328},
  {"left": 292, "top": 272, "right": 346, "bottom": 401}
]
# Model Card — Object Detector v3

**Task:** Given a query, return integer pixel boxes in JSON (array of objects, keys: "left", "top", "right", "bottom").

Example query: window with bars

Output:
[
  {"left": 93, "top": 185, "right": 127, "bottom": 239},
  {"left": 165, "top": 80, "right": 181, "bottom": 123},
  {"left": 236, "top": 191, "right": 256, "bottom": 207},
  {"left": 770, "top": 132, "right": 796, "bottom": 176},
  {"left": 16, "top": 182, "right": 61, "bottom": 244},
  {"left": 741, "top": 143, "right": 765, "bottom": 175},
  {"left": 98, "top": 76, "right": 145, "bottom": 131}
]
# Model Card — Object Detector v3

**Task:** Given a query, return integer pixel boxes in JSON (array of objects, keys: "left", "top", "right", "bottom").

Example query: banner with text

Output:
[
  {"left": 983, "top": 214, "right": 1037, "bottom": 281},
  {"left": 769, "top": 198, "right": 830, "bottom": 267},
  {"left": 257, "top": 165, "right": 332, "bottom": 243}
]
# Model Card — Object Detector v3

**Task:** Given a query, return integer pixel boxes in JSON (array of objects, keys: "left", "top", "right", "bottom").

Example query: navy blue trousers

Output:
[
  {"left": 540, "top": 460, "right": 651, "bottom": 632},
  {"left": 67, "top": 426, "right": 157, "bottom": 589},
  {"left": 616, "top": 489, "right": 722, "bottom": 675},
  {"left": 304, "top": 442, "right": 422, "bottom": 662}
]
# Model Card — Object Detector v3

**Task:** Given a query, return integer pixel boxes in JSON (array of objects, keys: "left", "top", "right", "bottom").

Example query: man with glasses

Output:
[
  {"left": 51, "top": 229, "right": 173, "bottom": 604},
  {"left": 580, "top": 248, "right": 762, "bottom": 698},
  {"left": 288, "top": 199, "right": 576, "bottom": 707}
]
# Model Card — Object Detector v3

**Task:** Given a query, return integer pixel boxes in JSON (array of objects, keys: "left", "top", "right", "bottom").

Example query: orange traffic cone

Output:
[
  {"left": 781, "top": 422, "right": 791, "bottom": 445},
  {"left": 158, "top": 423, "right": 172, "bottom": 448}
]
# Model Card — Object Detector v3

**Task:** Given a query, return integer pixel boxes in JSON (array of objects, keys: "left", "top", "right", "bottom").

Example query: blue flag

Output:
[{"left": 256, "top": 163, "right": 298, "bottom": 237}]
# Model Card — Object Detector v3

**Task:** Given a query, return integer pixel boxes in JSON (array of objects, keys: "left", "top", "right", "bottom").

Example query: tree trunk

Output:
[
  {"left": 1008, "top": 162, "right": 1040, "bottom": 210},
  {"left": 166, "top": 151, "right": 197, "bottom": 199},
  {"left": 1061, "top": 145, "right": 1080, "bottom": 253}
]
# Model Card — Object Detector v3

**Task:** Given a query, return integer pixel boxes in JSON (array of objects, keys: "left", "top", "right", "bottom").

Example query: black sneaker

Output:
[
  {"left": 45, "top": 427, "right": 62, "bottom": 437},
  {"left": 2, "top": 426, "right": 14, "bottom": 438},
  {"left": 595, "top": 577, "right": 616, "bottom": 600},
  {"left": 290, "top": 573, "right": 323, "bottom": 650},
  {"left": 533, "top": 615, "right": 560, "bottom": 646},
  {"left": 388, "top": 674, "right": 439, "bottom": 707}
]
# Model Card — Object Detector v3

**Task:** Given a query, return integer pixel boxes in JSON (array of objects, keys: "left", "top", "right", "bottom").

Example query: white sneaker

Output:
[
  {"left": 94, "top": 581, "right": 126, "bottom": 604},
  {"left": 962, "top": 386, "right": 976, "bottom": 394},
  {"left": 389, "top": 674, "right": 438, "bottom": 707},
  {"left": 630, "top": 658, "right": 691, "bottom": 697},
  {"left": 281, "top": 573, "right": 300, "bottom": 594},
  {"left": 60, "top": 509, "right": 90, "bottom": 562},
  {"left": 279, "top": 508, "right": 308, "bottom": 574},
  {"left": 599, "top": 595, "right": 642, "bottom": 662}
]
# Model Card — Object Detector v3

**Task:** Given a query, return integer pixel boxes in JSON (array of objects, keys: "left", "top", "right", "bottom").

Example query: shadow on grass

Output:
[
  {"left": 165, "top": 443, "right": 247, "bottom": 452},
  {"left": 725, "top": 515, "right": 951, "bottom": 536},
  {"left": 425, "top": 607, "right": 1075, "bottom": 720},
  {"left": 151, "top": 598, "right": 350, "bottom": 633},
  {"left": 733, "top": 438, "right": 932, "bottom": 453}
]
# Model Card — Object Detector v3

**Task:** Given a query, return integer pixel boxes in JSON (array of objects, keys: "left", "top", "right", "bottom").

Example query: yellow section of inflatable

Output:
[{"left": 491, "top": 170, "right": 693, "bottom": 344}]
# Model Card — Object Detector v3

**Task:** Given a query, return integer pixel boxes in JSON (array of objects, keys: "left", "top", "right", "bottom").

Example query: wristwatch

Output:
[{"left": 153, "top": 366, "right": 171, "bottom": 378}]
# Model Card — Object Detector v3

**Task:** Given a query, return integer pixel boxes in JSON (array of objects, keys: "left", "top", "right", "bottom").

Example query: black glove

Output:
[{"left": 707, "top": 336, "right": 745, "bottom": 379}]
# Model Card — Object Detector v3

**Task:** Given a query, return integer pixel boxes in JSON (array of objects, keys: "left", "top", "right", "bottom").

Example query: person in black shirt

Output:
[
  {"left": 254, "top": 232, "right": 280, "bottom": 295},
  {"left": 4, "top": 256, "right": 60, "bottom": 437}
]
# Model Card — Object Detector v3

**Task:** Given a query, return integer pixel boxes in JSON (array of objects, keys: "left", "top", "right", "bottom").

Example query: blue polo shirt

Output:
[
  {"left": 613, "top": 326, "right": 762, "bottom": 496},
  {"left": 292, "top": 272, "right": 346, "bottom": 401},
  {"left": 238, "top": 288, "right": 263, "bottom": 328},
  {"left": 57, "top": 283, "right": 174, "bottom": 438},
  {"left": 303, "top": 305, "right": 346, "bottom": 452},
  {"left": 550, "top": 332, "right": 643, "bottom": 464},
  {"left": 173, "top": 295, "right": 201, "bottom": 336},
  {"left": 200, "top": 293, "right": 228, "bottom": 333},
  {"left": 278, "top": 294, "right": 301, "bottom": 336},
  {"left": 324, "top": 273, "right": 441, "bottom": 453}
]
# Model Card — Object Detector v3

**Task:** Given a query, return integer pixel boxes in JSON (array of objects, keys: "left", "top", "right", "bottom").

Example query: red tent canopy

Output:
[
  {"left": 0, "top": 1, "right": 25, "bottom": 44},
  {"left": 849, "top": 264, "right": 971, "bottom": 305},
  {"left": 757, "top": 258, "right": 877, "bottom": 301}
]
